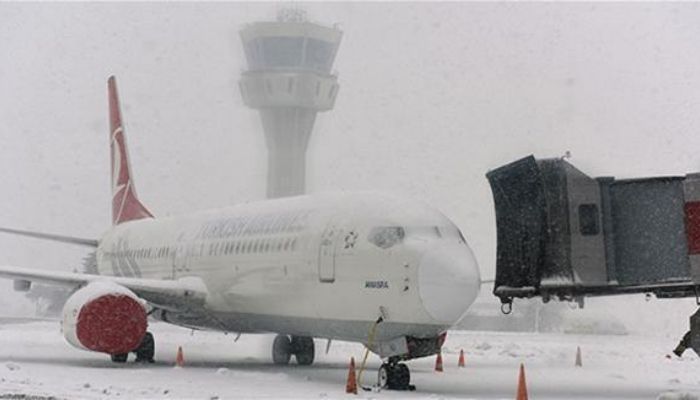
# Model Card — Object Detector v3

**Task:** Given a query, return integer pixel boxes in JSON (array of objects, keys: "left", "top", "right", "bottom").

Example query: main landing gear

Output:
[
  {"left": 378, "top": 357, "right": 414, "bottom": 391},
  {"left": 110, "top": 331, "right": 155, "bottom": 363},
  {"left": 272, "top": 334, "right": 315, "bottom": 366}
]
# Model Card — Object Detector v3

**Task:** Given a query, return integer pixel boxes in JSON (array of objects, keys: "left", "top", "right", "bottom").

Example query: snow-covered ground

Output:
[{"left": 1, "top": 320, "right": 699, "bottom": 399}]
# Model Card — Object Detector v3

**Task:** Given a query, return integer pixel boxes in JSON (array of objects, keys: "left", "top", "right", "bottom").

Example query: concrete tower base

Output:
[{"left": 260, "top": 108, "right": 316, "bottom": 198}]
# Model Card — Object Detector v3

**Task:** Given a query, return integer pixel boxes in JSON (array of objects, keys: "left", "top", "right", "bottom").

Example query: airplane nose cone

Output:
[{"left": 418, "top": 243, "right": 481, "bottom": 324}]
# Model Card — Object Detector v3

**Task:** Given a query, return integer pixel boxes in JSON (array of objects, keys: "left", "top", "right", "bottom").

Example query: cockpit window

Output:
[
  {"left": 457, "top": 229, "right": 467, "bottom": 243},
  {"left": 437, "top": 225, "right": 466, "bottom": 243},
  {"left": 403, "top": 225, "right": 466, "bottom": 243},
  {"left": 406, "top": 226, "right": 441, "bottom": 239},
  {"left": 368, "top": 226, "right": 405, "bottom": 249}
]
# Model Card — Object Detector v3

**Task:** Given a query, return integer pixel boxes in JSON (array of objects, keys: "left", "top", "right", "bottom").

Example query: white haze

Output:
[{"left": 1, "top": 3, "right": 700, "bottom": 335}]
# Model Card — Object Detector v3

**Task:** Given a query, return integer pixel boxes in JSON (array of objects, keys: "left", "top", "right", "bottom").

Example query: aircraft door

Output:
[{"left": 318, "top": 224, "right": 338, "bottom": 283}]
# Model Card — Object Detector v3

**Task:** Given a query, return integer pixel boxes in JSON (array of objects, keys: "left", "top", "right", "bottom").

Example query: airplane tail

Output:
[{"left": 108, "top": 76, "right": 153, "bottom": 225}]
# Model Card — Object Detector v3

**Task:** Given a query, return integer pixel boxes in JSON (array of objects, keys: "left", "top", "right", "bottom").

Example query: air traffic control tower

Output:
[{"left": 239, "top": 9, "right": 342, "bottom": 198}]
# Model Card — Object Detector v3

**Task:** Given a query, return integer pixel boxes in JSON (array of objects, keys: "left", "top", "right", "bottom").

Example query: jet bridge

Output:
[{"left": 487, "top": 155, "right": 700, "bottom": 355}]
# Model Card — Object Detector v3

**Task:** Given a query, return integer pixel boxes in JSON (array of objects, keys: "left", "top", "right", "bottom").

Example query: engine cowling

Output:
[{"left": 61, "top": 281, "right": 147, "bottom": 355}]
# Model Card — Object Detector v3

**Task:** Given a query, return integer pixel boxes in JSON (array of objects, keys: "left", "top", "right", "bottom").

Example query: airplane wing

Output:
[
  {"left": 0, "top": 227, "right": 98, "bottom": 247},
  {"left": 0, "top": 265, "right": 208, "bottom": 312}
]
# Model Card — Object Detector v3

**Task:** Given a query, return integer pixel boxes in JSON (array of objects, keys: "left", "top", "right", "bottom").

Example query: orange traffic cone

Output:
[
  {"left": 435, "top": 352, "right": 444, "bottom": 372},
  {"left": 458, "top": 349, "right": 466, "bottom": 368},
  {"left": 575, "top": 346, "right": 582, "bottom": 367},
  {"left": 345, "top": 357, "right": 357, "bottom": 394},
  {"left": 175, "top": 346, "right": 185, "bottom": 367},
  {"left": 516, "top": 363, "right": 528, "bottom": 400}
]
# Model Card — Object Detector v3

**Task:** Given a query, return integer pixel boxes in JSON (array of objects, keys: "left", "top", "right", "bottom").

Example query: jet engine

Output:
[{"left": 61, "top": 281, "right": 147, "bottom": 354}]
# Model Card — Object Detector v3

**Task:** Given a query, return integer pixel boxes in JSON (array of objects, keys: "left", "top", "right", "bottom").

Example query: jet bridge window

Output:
[
  {"left": 579, "top": 204, "right": 600, "bottom": 235},
  {"left": 368, "top": 227, "right": 405, "bottom": 249}
]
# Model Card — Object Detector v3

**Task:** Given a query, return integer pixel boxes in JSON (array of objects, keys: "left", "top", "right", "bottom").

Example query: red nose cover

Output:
[{"left": 76, "top": 294, "right": 147, "bottom": 354}]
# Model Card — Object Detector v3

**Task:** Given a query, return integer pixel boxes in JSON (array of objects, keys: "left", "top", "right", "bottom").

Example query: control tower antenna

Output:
[{"left": 239, "top": 9, "right": 342, "bottom": 198}]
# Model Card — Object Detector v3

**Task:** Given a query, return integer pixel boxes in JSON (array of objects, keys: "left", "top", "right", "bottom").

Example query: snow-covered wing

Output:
[
  {"left": 0, "top": 226, "right": 98, "bottom": 247},
  {"left": 0, "top": 265, "right": 207, "bottom": 311}
]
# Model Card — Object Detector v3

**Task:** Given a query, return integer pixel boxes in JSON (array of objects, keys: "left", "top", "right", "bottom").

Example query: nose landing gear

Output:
[{"left": 377, "top": 358, "right": 415, "bottom": 391}]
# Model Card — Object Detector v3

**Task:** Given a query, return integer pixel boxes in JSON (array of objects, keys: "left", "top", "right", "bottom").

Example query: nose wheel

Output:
[{"left": 378, "top": 362, "right": 414, "bottom": 391}]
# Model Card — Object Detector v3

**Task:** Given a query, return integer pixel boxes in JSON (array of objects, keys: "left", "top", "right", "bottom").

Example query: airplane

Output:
[{"left": 0, "top": 76, "right": 481, "bottom": 390}]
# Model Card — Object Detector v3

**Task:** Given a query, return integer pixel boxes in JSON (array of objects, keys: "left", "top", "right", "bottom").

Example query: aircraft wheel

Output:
[
  {"left": 134, "top": 331, "right": 155, "bottom": 363},
  {"left": 378, "top": 363, "right": 412, "bottom": 390},
  {"left": 272, "top": 334, "right": 292, "bottom": 365},
  {"left": 394, "top": 363, "right": 411, "bottom": 389},
  {"left": 111, "top": 353, "right": 128, "bottom": 363},
  {"left": 378, "top": 364, "right": 391, "bottom": 389},
  {"left": 292, "top": 336, "right": 315, "bottom": 365}
]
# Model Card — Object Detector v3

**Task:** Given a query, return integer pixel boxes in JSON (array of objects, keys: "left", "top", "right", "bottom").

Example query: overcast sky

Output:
[{"left": 2, "top": 2, "right": 700, "bottom": 291}]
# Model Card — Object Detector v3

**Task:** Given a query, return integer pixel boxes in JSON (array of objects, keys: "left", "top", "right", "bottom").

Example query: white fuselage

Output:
[{"left": 95, "top": 192, "right": 481, "bottom": 345}]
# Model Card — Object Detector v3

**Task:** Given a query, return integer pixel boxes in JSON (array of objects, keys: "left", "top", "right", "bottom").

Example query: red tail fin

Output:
[{"left": 108, "top": 76, "right": 153, "bottom": 225}]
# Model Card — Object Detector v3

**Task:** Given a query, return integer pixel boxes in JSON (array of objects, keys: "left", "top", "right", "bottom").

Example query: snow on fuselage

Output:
[{"left": 96, "top": 192, "right": 481, "bottom": 344}]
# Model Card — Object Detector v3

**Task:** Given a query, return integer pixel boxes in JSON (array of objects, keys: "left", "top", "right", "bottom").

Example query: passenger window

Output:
[
  {"left": 579, "top": 204, "right": 600, "bottom": 235},
  {"left": 368, "top": 227, "right": 405, "bottom": 249}
]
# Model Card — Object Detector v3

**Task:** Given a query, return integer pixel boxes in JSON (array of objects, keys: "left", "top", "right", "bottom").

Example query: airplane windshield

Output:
[
  {"left": 405, "top": 226, "right": 441, "bottom": 239},
  {"left": 367, "top": 226, "right": 405, "bottom": 249},
  {"left": 404, "top": 225, "right": 466, "bottom": 243},
  {"left": 368, "top": 224, "right": 465, "bottom": 249}
]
